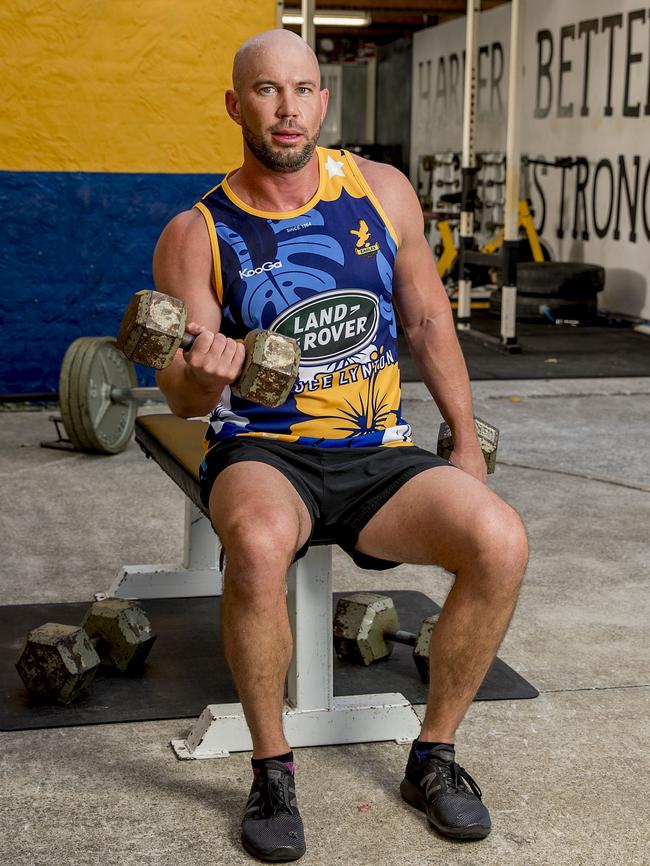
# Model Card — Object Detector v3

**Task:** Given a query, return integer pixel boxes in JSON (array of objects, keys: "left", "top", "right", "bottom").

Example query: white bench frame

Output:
[
  {"left": 108, "top": 501, "right": 223, "bottom": 600},
  {"left": 104, "top": 498, "right": 421, "bottom": 758}
]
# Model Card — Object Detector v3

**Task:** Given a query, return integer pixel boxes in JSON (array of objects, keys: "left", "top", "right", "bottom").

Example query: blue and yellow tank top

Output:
[{"left": 195, "top": 146, "right": 413, "bottom": 453}]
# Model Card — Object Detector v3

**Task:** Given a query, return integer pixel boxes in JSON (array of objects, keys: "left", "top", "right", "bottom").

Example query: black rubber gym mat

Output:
[
  {"left": 0, "top": 591, "right": 537, "bottom": 731},
  {"left": 397, "top": 319, "right": 650, "bottom": 381}
]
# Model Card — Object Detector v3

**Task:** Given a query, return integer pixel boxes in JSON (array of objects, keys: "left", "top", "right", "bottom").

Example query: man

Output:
[{"left": 154, "top": 28, "right": 528, "bottom": 863}]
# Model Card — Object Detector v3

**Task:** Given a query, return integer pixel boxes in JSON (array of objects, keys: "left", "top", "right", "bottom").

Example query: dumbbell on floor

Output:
[
  {"left": 333, "top": 593, "right": 439, "bottom": 683},
  {"left": 116, "top": 290, "right": 301, "bottom": 408},
  {"left": 15, "top": 599, "right": 157, "bottom": 704}
]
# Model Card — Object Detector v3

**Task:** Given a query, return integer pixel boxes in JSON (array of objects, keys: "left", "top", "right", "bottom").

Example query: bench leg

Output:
[
  {"left": 104, "top": 502, "right": 223, "bottom": 599},
  {"left": 170, "top": 545, "right": 421, "bottom": 758}
]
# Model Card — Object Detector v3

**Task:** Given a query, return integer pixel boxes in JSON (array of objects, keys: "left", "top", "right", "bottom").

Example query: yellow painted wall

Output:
[{"left": 0, "top": 0, "right": 276, "bottom": 173}]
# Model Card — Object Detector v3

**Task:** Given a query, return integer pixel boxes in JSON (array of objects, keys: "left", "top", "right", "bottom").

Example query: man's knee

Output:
[
  {"left": 464, "top": 498, "right": 528, "bottom": 586},
  {"left": 217, "top": 507, "right": 304, "bottom": 580},
  {"left": 497, "top": 504, "right": 528, "bottom": 579}
]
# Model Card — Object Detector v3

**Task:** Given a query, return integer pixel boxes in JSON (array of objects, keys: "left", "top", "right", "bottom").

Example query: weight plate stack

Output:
[
  {"left": 59, "top": 337, "right": 95, "bottom": 452},
  {"left": 490, "top": 291, "right": 598, "bottom": 322},
  {"left": 515, "top": 261, "right": 605, "bottom": 298},
  {"left": 58, "top": 337, "right": 138, "bottom": 454}
]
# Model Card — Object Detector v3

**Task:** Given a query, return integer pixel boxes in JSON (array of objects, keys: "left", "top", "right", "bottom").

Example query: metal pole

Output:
[
  {"left": 301, "top": 0, "right": 315, "bottom": 49},
  {"left": 501, "top": 0, "right": 521, "bottom": 348},
  {"left": 457, "top": 0, "right": 480, "bottom": 331},
  {"left": 365, "top": 56, "right": 376, "bottom": 144},
  {"left": 276, "top": 0, "right": 284, "bottom": 29}
]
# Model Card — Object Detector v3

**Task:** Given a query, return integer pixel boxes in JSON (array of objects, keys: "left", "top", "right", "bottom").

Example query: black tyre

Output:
[
  {"left": 489, "top": 291, "right": 598, "bottom": 322},
  {"left": 515, "top": 261, "right": 605, "bottom": 298},
  {"left": 517, "top": 237, "right": 553, "bottom": 263}
]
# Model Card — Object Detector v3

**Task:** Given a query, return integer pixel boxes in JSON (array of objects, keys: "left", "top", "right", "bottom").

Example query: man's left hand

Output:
[{"left": 449, "top": 443, "right": 488, "bottom": 484}]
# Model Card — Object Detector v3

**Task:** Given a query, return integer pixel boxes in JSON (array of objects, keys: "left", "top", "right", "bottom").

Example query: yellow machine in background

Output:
[
  {"left": 427, "top": 198, "right": 550, "bottom": 292},
  {"left": 417, "top": 151, "right": 553, "bottom": 308}
]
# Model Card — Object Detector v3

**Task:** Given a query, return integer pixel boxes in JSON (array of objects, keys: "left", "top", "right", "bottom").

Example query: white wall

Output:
[{"left": 411, "top": 0, "right": 650, "bottom": 319}]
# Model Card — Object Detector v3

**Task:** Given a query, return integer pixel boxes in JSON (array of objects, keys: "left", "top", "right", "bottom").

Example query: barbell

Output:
[{"left": 58, "top": 336, "right": 155, "bottom": 455}]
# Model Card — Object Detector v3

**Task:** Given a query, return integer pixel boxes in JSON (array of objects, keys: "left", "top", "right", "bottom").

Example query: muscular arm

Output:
[
  {"left": 152, "top": 209, "right": 245, "bottom": 418},
  {"left": 355, "top": 158, "right": 486, "bottom": 480}
]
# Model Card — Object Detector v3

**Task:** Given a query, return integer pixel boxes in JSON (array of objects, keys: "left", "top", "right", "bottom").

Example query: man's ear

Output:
[
  {"left": 320, "top": 88, "right": 330, "bottom": 123},
  {"left": 225, "top": 89, "right": 242, "bottom": 126}
]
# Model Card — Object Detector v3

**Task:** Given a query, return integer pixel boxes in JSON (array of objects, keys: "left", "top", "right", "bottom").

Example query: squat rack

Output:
[{"left": 456, "top": 0, "right": 523, "bottom": 353}]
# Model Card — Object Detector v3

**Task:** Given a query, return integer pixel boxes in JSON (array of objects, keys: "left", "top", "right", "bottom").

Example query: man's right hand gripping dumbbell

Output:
[{"left": 116, "top": 289, "right": 301, "bottom": 408}]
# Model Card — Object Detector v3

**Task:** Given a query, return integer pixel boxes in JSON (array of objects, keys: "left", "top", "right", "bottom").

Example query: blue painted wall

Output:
[
  {"left": 0, "top": 171, "right": 222, "bottom": 393},
  {"left": 0, "top": 0, "right": 276, "bottom": 395}
]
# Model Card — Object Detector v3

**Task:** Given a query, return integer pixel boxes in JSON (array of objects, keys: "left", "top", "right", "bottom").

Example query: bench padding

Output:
[{"left": 135, "top": 414, "right": 208, "bottom": 517}]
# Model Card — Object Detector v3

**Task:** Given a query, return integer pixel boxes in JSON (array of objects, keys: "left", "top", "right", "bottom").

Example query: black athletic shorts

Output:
[{"left": 199, "top": 437, "right": 449, "bottom": 570}]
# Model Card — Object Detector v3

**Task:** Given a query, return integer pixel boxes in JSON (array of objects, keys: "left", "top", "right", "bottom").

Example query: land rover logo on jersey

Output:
[{"left": 271, "top": 289, "right": 379, "bottom": 365}]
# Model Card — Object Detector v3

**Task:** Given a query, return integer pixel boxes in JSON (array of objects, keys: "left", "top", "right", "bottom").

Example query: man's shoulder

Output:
[
  {"left": 163, "top": 207, "right": 208, "bottom": 240},
  {"left": 346, "top": 153, "right": 421, "bottom": 242},
  {"left": 348, "top": 152, "right": 409, "bottom": 191},
  {"left": 155, "top": 208, "right": 212, "bottom": 263}
]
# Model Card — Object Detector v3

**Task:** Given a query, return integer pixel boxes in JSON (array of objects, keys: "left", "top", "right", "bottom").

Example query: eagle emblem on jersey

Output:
[{"left": 349, "top": 219, "right": 380, "bottom": 257}]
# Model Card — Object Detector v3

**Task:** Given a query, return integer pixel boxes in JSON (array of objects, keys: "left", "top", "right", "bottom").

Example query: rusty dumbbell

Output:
[
  {"left": 437, "top": 417, "right": 500, "bottom": 474},
  {"left": 333, "top": 592, "right": 439, "bottom": 683},
  {"left": 116, "top": 290, "right": 301, "bottom": 408},
  {"left": 15, "top": 599, "right": 157, "bottom": 704}
]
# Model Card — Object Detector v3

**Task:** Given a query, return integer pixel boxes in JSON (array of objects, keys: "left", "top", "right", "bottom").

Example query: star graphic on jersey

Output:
[{"left": 325, "top": 155, "right": 345, "bottom": 178}]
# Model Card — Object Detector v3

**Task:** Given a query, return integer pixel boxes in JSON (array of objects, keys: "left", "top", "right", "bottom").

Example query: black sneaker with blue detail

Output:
[
  {"left": 400, "top": 742, "right": 491, "bottom": 840},
  {"left": 241, "top": 758, "right": 306, "bottom": 862}
]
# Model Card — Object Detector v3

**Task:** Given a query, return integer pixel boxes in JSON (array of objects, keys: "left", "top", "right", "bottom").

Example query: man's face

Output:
[{"left": 227, "top": 43, "right": 329, "bottom": 173}]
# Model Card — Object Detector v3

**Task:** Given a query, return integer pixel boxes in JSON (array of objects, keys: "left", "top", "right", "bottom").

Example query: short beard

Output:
[{"left": 241, "top": 118, "right": 320, "bottom": 173}]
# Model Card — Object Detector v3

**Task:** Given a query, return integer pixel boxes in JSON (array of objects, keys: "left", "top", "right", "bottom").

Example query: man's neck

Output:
[{"left": 227, "top": 149, "right": 321, "bottom": 213}]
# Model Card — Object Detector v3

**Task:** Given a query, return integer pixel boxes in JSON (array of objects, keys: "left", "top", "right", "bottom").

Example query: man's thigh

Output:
[
  {"left": 354, "top": 466, "right": 515, "bottom": 573},
  {"left": 208, "top": 460, "right": 314, "bottom": 559}
]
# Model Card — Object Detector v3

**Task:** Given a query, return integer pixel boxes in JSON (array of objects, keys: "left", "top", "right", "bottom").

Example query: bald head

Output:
[
  {"left": 226, "top": 29, "right": 328, "bottom": 174},
  {"left": 232, "top": 29, "right": 320, "bottom": 92}
]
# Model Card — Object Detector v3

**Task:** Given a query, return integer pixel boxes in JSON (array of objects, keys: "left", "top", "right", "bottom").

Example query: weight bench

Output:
[{"left": 108, "top": 414, "right": 420, "bottom": 758}]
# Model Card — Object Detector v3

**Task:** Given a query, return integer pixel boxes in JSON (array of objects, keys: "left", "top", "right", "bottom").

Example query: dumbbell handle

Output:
[
  {"left": 179, "top": 332, "right": 196, "bottom": 351},
  {"left": 383, "top": 628, "right": 417, "bottom": 647},
  {"left": 178, "top": 332, "right": 245, "bottom": 352}
]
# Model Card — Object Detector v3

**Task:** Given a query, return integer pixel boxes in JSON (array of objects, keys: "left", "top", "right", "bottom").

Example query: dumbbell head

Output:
[
  {"left": 15, "top": 623, "right": 101, "bottom": 704},
  {"left": 333, "top": 592, "right": 400, "bottom": 665},
  {"left": 80, "top": 599, "right": 157, "bottom": 673},
  {"left": 412, "top": 613, "right": 440, "bottom": 683},
  {"left": 116, "top": 289, "right": 187, "bottom": 369},
  {"left": 437, "top": 416, "right": 499, "bottom": 474},
  {"left": 232, "top": 329, "right": 301, "bottom": 407}
]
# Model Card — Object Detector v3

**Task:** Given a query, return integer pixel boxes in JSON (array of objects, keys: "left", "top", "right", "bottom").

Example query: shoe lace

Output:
[
  {"left": 448, "top": 761, "right": 483, "bottom": 799},
  {"left": 259, "top": 774, "right": 294, "bottom": 818},
  {"left": 423, "top": 756, "right": 483, "bottom": 800}
]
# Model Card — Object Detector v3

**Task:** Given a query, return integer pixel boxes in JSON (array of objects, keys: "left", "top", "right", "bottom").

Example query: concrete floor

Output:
[{"left": 2, "top": 377, "right": 649, "bottom": 866}]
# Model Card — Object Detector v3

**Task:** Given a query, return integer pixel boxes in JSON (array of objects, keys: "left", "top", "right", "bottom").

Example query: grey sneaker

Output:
[
  {"left": 400, "top": 744, "right": 491, "bottom": 840},
  {"left": 241, "top": 760, "right": 306, "bottom": 862}
]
